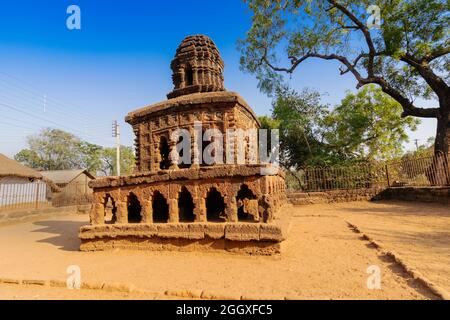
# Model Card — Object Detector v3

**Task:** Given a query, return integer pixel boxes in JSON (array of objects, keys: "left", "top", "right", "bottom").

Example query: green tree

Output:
[
  {"left": 239, "top": 0, "right": 449, "bottom": 155},
  {"left": 99, "top": 146, "right": 135, "bottom": 176},
  {"left": 78, "top": 141, "right": 104, "bottom": 173},
  {"left": 264, "top": 86, "right": 420, "bottom": 167},
  {"left": 15, "top": 128, "right": 83, "bottom": 170},
  {"left": 14, "top": 149, "right": 43, "bottom": 169},
  {"left": 268, "top": 87, "right": 337, "bottom": 167},
  {"left": 15, "top": 128, "right": 135, "bottom": 176},
  {"left": 324, "top": 85, "right": 420, "bottom": 160}
]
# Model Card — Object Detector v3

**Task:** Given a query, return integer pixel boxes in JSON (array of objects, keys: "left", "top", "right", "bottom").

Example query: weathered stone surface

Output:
[
  {"left": 188, "top": 223, "right": 205, "bottom": 239},
  {"left": 259, "top": 224, "right": 285, "bottom": 242},
  {"left": 225, "top": 224, "right": 260, "bottom": 241},
  {"left": 80, "top": 237, "right": 281, "bottom": 255},
  {"left": 81, "top": 35, "right": 288, "bottom": 254},
  {"left": 203, "top": 223, "right": 225, "bottom": 239},
  {"left": 157, "top": 224, "right": 190, "bottom": 239}
]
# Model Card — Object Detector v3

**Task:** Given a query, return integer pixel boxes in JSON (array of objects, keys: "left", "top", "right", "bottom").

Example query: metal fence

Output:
[
  {"left": 0, "top": 180, "right": 51, "bottom": 212},
  {"left": 0, "top": 181, "right": 92, "bottom": 213},
  {"left": 286, "top": 152, "right": 449, "bottom": 192},
  {"left": 386, "top": 151, "right": 449, "bottom": 187}
]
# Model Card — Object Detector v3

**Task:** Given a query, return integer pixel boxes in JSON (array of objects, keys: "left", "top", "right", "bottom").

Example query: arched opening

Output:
[
  {"left": 159, "top": 136, "right": 171, "bottom": 170},
  {"left": 152, "top": 191, "right": 169, "bottom": 223},
  {"left": 104, "top": 194, "right": 117, "bottom": 224},
  {"left": 178, "top": 187, "right": 195, "bottom": 222},
  {"left": 236, "top": 184, "right": 257, "bottom": 221},
  {"left": 127, "top": 193, "right": 142, "bottom": 223},
  {"left": 206, "top": 188, "right": 226, "bottom": 222},
  {"left": 185, "top": 65, "right": 193, "bottom": 86}
]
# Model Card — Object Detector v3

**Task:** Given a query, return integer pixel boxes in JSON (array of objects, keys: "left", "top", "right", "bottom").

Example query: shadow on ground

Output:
[{"left": 32, "top": 220, "right": 87, "bottom": 251}]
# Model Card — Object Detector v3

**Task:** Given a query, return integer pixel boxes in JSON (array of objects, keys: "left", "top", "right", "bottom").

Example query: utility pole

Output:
[
  {"left": 112, "top": 121, "right": 121, "bottom": 176},
  {"left": 414, "top": 139, "right": 419, "bottom": 151}
]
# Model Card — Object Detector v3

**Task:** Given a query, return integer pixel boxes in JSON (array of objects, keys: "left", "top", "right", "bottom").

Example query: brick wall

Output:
[
  {"left": 376, "top": 186, "right": 449, "bottom": 205},
  {"left": 287, "top": 186, "right": 449, "bottom": 205}
]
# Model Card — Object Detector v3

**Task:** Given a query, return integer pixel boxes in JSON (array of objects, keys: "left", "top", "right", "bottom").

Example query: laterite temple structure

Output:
[{"left": 79, "top": 35, "right": 288, "bottom": 254}]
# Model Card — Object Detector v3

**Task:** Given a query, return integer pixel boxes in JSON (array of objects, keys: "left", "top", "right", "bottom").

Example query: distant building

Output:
[
  {"left": 40, "top": 169, "right": 95, "bottom": 206},
  {"left": 0, "top": 153, "right": 59, "bottom": 210}
]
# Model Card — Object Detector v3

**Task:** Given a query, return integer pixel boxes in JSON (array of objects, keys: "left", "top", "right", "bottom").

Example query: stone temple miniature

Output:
[{"left": 79, "top": 35, "right": 289, "bottom": 255}]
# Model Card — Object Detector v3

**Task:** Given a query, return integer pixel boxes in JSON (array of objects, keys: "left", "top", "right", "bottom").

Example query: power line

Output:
[
  {"left": 0, "top": 71, "right": 92, "bottom": 113},
  {"left": 0, "top": 79, "right": 111, "bottom": 126},
  {"left": 0, "top": 97, "right": 109, "bottom": 139},
  {"left": 0, "top": 71, "right": 125, "bottom": 147},
  {"left": 0, "top": 95, "right": 110, "bottom": 133},
  {"left": 0, "top": 101, "right": 113, "bottom": 145}
]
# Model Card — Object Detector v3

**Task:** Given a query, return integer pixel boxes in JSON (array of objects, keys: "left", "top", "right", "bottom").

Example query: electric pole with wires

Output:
[{"left": 112, "top": 120, "right": 121, "bottom": 176}]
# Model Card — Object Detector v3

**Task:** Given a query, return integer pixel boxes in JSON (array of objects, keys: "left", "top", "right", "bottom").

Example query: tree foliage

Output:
[
  {"left": 261, "top": 85, "right": 419, "bottom": 168},
  {"left": 240, "top": 0, "right": 449, "bottom": 153},
  {"left": 14, "top": 128, "right": 135, "bottom": 176},
  {"left": 324, "top": 85, "right": 420, "bottom": 159}
]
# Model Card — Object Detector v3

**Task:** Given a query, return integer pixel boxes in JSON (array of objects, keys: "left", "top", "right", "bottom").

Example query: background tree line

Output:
[
  {"left": 260, "top": 84, "right": 430, "bottom": 169},
  {"left": 15, "top": 128, "right": 135, "bottom": 176}
]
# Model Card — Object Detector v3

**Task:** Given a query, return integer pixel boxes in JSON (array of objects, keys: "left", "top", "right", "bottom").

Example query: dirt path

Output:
[
  {"left": 0, "top": 201, "right": 444, "bottom": 300},
  {"left": 333, "top": 200, "right": 450, "bottom": 294}
]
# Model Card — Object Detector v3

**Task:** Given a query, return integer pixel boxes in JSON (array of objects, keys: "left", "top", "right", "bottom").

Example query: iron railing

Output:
[
  {"left": 286, "top": 152, "right": 449, "bottom": 192},
  {"left": 386, "top": 151, "right": 449, "bottom": 187}
]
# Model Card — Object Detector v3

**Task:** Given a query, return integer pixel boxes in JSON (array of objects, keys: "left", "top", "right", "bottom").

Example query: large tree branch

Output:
[
  {"left": 263, "top": 50, "right": 367, "bottom": 88},
  {"left": 371, "top": 77, "right": 439, "bottom": 118},
  {"left": 327, "top": 0, "right": 377, "bottom": 77},
  {"left": 262, "top": 49, "right": 439, "bottom": 119},
  {"left": 400, "top": 53, "right": 449, "bottom": 96},
  {"left": 422, "top": 45, "right": 450, "bottom": 62}
]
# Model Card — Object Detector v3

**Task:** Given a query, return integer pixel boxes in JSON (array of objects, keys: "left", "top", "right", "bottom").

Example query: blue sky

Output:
[{"left": 0, "top": 0, "right": 437, "bottom": 158}]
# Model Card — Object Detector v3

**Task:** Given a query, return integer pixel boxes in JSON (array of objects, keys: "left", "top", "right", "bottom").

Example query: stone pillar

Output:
[
  {"left": 168, "top": 198, "right": 179, "bottom": 223},
  {"left": 154, "top": 142, "right": 161, "bottom": 172},
  {"left": 169, "top": 139, "right": 179, "bottom": 170},
  {"left": 224, "top": 196, "right": 238, "bottom": 222},
  {"left": 179, "top": 67, "right": 185, "bottom": 88},
  {"left": 90, "top": 202, "right": 105, "bottom": 225},
  {"left": 193, "top": 197, "right": 206, "bottom": 222},
  {"left": 261, "top": 195, "right": 274, "bottom": 223},
  {"left": 116, "top": 201, "right": 128, "bottom": 224},
  {"left": 141, "top": 200, "right": 153, "bottom": 224},
  {"left": 192, "top": 66, "right": 199, "bottom": 85}
]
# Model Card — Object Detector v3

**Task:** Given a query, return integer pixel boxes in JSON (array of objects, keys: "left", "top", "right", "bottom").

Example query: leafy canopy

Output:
[
  {"left": 14, "top": 128, "right": 135, "bottom": 176},
  {"left": 262, "top": 85, "right": 419, "bottom": 167},
  {"left": 239, "top": 0, "right": 449, "bottom": 116}
]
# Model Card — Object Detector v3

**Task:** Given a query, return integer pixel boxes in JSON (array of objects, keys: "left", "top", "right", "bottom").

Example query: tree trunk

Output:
[
  {"left": 432, "top": 96, "right": 450, "bottom": 185},
  {"left": 434, "top": 98, "right": 450, "bottom": 156}
]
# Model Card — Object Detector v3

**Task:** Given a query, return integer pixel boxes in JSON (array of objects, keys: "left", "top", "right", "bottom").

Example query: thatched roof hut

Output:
[{"left": 0, "top": 154, "right": 60, "bottom": 192}]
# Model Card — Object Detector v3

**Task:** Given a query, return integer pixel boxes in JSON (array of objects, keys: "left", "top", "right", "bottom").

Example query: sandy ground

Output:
[
  {"left": 334, "top": 201, "right": 450, "bottom": 293},
  {"left": 0, "top": 200, "right": 447, "bottom": 300},
  {"left": 0, "top": 283, "right": 172, "bottom": 300}
]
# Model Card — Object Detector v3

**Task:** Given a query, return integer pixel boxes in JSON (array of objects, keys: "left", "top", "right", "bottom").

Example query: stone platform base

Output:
[{"left": 79, "top": 222, "right": 288, "bottom": 255}]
